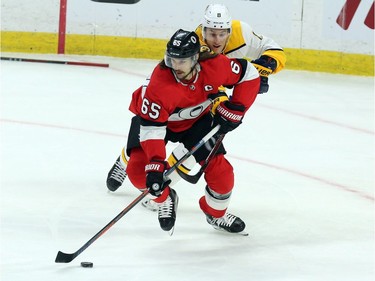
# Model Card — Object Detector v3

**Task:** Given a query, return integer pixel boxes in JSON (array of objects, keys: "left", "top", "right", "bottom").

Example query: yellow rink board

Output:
[{"left": 1, "top": 31, "right": 374, "bottom": 76}]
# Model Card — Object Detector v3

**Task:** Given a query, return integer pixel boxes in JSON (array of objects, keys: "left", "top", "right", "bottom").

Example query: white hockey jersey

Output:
[{"left": 195, "top": 20, "right": 286, "bottom": 74}]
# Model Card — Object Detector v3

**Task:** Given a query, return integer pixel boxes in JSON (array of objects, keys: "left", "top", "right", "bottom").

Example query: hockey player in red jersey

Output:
[
  {"left": 106, "top": 5, "right": 286, "bottom": 211},
  {"left": 120, "top": 29, "right": 259, "bottom": 233}
]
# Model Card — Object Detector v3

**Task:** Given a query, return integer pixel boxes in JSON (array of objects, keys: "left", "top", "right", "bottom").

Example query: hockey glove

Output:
[
  {"left": 252, "top": 55, "right": 277, "bottom": 78},
  {"left": 215, "top": 101, "right": 245, "bottom": 134},
  {"left": 252, "top": 55, "right": 277, "bottom": 94},
  {"left": 258, "top": 77, "right": 270, "bottom": 94},
  {"left": 145, "top": 160, "right": 171, "bottom": 196},
  {"left": 208, "top": 91, "right": 229, "bottom": 115}
]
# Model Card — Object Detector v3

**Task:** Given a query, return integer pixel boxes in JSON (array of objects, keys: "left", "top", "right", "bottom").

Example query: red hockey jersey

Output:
[{"left": 129, "top": 54, "right": 260, "bottom": 161}]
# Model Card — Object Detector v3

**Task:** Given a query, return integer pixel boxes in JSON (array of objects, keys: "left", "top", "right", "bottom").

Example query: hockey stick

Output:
[
  {"left": 55, "top": 125, "right": 220, "bottom": 263},
  {"left": 176, "top": 133, "right": 225, "bottom": 184},
  {"left": 163, "top": 125, "right": 220, "bottom": 180},
  {"left": 55, "top": 190, "right": 149, "bottom": 263},
  {"left": 1, "top": 57, "right": 109, "bottom": 68}
]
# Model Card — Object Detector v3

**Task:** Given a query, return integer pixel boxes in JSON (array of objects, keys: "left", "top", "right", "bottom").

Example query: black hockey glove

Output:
[
  {"left": 145, "top": 160, "right": 171, "bottom": 196},
  {"left": 215, "top": 101, "right": 245, "bottom": 135},
  {"left": 252, "top": 55, "right": 277, "bottom": 94},
  {"left": 258, "top": 77, "right": 269, "bottom": 94}
]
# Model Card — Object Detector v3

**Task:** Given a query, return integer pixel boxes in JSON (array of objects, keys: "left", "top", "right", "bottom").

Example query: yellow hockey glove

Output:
[{"left": 209, "top": 91, "right": 229, "bottom": 115}]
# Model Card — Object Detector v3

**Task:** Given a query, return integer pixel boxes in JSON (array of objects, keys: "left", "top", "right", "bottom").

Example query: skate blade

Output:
[
  {"left": 213, "top": 226, "right": 249, "bottom": 236},
  {"left": 168, "top": 226, "right": 175, "bottom": 236}
]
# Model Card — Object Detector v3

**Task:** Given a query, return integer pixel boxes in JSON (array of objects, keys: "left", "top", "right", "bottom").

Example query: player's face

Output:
[
  {"left": 170, "top": 57, "right": 194, "bottom": 80},
  {"left": 204, "top": 28, "right": 230, "bottom": 54}
]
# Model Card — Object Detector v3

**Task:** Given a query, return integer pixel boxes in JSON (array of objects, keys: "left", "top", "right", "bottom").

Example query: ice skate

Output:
[
  {"left": 106, "top": 156, "right": 127, "bottom": 192},
  {"left": 158, "top": 188, "right": 179, "bottom": 235},
  {"left": 206, "top": 213, "right": 248, "bottom": 235}
]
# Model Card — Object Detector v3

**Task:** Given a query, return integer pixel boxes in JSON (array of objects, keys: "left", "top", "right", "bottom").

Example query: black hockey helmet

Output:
[{"left": 166, "top": 29, "right": 200, "bottom": 59}]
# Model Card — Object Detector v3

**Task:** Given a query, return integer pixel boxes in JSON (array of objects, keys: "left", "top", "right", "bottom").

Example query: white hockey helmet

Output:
[{"left": 202, "top": 4, "right": 232, "bottom": 30}]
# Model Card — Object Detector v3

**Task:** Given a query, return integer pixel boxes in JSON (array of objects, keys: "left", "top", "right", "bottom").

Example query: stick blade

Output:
[
  {"left": 55, "top": 251, "right": 76, "bottom": 263},
  {"left": 176, "top": 168, "right": 202, "bottom": 184}
]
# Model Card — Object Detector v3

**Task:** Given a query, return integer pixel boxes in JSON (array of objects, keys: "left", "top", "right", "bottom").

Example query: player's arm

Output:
[
  {"left": 139, "top": 117, "right": 171, "bottom": 196},
  {"left": 225, "top": 57, "right": 260, "bottom": 110},
  {"left": 129, "top": 77, "right": 170, "bottom": 162},
  {"left": 251, "top": 52, "right": 281, "bottom": 94},
  {"left": 254, "top": 49, "right": 286, "bottom": 75},
  {"left": 138, "top": 89, "right": 173, "bottom": 196},
  {"left": 139, "top": 117, "right": 167, "bottom": 161},
  {"left": 214, "top": 56, "right": 260, "bottom": 134},
  {"left": 241, "top": 21, "right": 286, "bottom": 74}
]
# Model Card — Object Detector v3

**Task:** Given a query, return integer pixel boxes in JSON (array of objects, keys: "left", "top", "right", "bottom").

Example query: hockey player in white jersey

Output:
[{"left": 195, "top": 3, "right": 286, "bottom": 94}]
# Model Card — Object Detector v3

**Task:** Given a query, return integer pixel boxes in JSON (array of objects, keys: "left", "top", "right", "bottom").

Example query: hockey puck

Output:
[{"left": 81, "top": 262, "right": 93, "bottom": 268}]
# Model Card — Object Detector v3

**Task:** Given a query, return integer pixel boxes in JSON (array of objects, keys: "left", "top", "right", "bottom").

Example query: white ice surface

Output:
[{"left": 0, "top": 54, "right": 374, "bottom": 281}]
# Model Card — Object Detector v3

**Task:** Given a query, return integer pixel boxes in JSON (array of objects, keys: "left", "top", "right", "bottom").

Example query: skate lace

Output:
[
  {"left": 212, "top": 213, "right": 236, "bottom": 227},
  {"left": 158, "top": 196, "right": 173, "bottom": 218},
  {"left": 110, "top": 161, "right": 126, "bottom": 182}
]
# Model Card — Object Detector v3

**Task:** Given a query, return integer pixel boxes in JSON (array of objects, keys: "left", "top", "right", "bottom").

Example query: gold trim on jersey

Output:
[
  {"left": 263, "top": 49, "right": 287, "bottom": 74},
  {"left": 195, "top": 25, "right": 206, "bottom": 47},
  {"left": 121, "top": 148, "right": 129, "bottom": 165},
  {"left": 167, "top": 153, "right": 191, "bottom": 174},
  {"left": 223, "top": 20, "right": 246, "bottom": 55}
]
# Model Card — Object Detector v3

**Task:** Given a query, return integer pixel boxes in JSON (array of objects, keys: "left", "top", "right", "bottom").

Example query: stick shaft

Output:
[
  {"left": 164, "top": 125, "right": 220, "bottom": 178},
  {"left": 55, "top": 190, "right": 148, "bottom": 263},
  {"left": 55, "top": 126, "right": 219, "bottom": 263},
  {"left": 176, "top": 134, "right": 225, "bottom": 184}
]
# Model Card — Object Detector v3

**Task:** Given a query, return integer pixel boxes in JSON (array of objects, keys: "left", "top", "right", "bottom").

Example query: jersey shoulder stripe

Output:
[{"left": 224, "top": 20, "right": 246, "bottom": 54}]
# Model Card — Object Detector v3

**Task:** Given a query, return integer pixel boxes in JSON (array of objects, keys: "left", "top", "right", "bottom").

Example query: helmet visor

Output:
[{"left": 164, "top": 53, "right": 198, "bottom": 69}]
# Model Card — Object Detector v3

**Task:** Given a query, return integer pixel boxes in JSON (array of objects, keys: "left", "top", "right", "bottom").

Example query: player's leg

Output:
[
  {"left": 199, "top": 154, "right": 246, "bottom": 233},
  {"left": 124, "top": 132, "right": 179, "bottom": 232}
]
